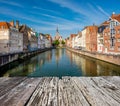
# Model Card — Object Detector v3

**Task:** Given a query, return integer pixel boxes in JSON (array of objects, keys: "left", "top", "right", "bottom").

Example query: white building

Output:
[
  {"left": 0, "top": 21, "right": 23, "bottom": 54},
  {"left": 81, "top": 28, "right": 86, "bottom": 50},
  {"left": 38, "top": 33, "right": 46, "bottom": 49},
  {"left": 72, "top": 36, "right": 76, "bottom": 48},
  {"left": 97, "top": 21, "right": 109, "bottom": 53},
  {"left": 97, "top": 33, "right": 104, "bottom": 53},
  {"left": 72, "top": 29, "right": 86, "bottom": 50},
  {"left": 45, "top": 38, "right": 51, "bottom": 48}
]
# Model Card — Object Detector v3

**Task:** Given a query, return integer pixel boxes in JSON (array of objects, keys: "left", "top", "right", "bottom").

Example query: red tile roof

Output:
[
  {"left": 101, "top": 21, "right": 110, "bottom": 25},
  {"left": 0, "top": 22, "right": 11, "bottom": 30},
  {"left": 70, "top": 34, "right": 77, "bottom": 38},
  {"left": 111, "top": 14, "right": 120, "bottom": 22}
]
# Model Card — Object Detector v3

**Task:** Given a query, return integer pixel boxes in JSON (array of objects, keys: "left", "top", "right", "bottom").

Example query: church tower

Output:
[{"left": 55, "top": 27, "right": 60, "bottom": 40}]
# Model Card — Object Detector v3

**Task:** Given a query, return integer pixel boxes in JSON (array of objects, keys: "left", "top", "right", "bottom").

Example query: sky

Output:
[{"left": 0, "top": 0, "right": 120, "bottom": 39}]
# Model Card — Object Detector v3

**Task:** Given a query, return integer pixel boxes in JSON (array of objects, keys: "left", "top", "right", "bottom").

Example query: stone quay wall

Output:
[{"left": 67, "top": 48, "right": 120, "bottom": 66}]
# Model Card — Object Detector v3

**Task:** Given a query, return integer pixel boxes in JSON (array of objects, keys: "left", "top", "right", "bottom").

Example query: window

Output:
[
  {"left": 112, "top": 29, "right": 115, "bottom": 34},
  {"left": 113, "top": 30, "right": 116, "bottom": 34},
  {"left": 111, "top": 39, "right": 115, "bottom": 46},
  {"left": 113, "top": 22, "right": 115, "bottom": 26}
]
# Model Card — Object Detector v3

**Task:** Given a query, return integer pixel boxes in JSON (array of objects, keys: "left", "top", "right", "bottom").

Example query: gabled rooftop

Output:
[
  {"left": 0, "top": 22, "right": 11, "bottom": 30},
  {"left": 111, "top": 13, "right": 120, "bottom": 22},
  {"left": 86, "top": 26, "right": 98, "bottom": 32},
  {"left": 70, "top": 34, "right": 77, "bottom": 38},
  {"left": 101, "top": 21, "right": 110, "bottom": 26}
]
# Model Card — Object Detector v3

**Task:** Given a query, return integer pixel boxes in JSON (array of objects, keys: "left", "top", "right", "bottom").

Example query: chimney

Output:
[
  {"left": 16, "top": 20, "right": 19, "bottom": 29},
  {"left": 9, "top": 20, "right": 14, "bottom": 27}
]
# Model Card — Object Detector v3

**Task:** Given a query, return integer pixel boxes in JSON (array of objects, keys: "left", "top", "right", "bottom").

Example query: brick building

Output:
[
  {"left": 69, "top": 34, "right": 77, "bottom": 48},
  {"left": 86, "top": 26, "right": 98, "bottom": 52},
  {"left": 103, "top": 13, "right": 120, "bottom": 54}
]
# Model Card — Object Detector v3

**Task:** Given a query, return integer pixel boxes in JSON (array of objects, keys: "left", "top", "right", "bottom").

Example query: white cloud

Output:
[
  {"left": 0, "top": 0, "right": 111, "bottom": 38},
  {"left": 48, "top": 0, "right": 110, "bottom": 25},
  {"left": 97, "top": 5, "right": 109, "bottom": 17},
  {"left": 48, "top": 0, "right": 88, "bottom": 16},
  {"left": 0, "top": 0, "right": 23, "bottom": 7},
  {"left": 33, "top": 6, "right": 61, "bottom": 15}
]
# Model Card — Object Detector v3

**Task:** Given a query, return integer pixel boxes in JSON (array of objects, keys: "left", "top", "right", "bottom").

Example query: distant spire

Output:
[
  {"left": 56, "top": 26, "right": 59, "bottom": 33},
  {"left": 55, "top": 26, "right": 61, "bottom": 40}
]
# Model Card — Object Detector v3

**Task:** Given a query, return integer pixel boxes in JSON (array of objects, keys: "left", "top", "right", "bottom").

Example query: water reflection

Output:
[
  {"left": 2, "top": 50, "right": 53, "bottom": 77},
  {"left": 1, "top": 49, "right": 120, "bottom": 77},
  {"left": 66, "top": 50, "right": 120, "bottom": 76}
]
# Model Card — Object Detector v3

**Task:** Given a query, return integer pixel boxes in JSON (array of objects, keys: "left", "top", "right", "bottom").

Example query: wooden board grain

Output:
[
  {"left": 72, "top": 77, "right": 120, "bottom": 106},
  {"left": 0, "top": 78, "right": 41, "bottom": 106},
  {"left": 0, "top": 77, "right": 26, "bottom": 97},
  {"left": 0, "top": 77, "right": 120, "bottom": 106}
]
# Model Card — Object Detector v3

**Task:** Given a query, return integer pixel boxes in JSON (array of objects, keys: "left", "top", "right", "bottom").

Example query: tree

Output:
[
  {"left": 53, "top": 40, "right": 60, "bottom": 46},
  {"left": 62, "top": 40, "right": 65, "bottom": 45}
]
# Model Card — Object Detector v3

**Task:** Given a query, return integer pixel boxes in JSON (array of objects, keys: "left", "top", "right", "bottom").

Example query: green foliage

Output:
[
  {"left": 53, "top": 40, "right": 60, "bottom": 46},
  {"left": 62, "top": 40, "right": 65, "bottom": 45}
]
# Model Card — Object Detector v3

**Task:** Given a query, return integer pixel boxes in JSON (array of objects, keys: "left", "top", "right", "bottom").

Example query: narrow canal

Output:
[{"left": 0, "top": 48, "right": 120, "bottom": 78}]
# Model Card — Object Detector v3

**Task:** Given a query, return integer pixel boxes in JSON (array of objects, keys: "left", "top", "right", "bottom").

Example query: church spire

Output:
[
  {"left": 56, "top": 26, "right": 60, "bottom": 37},
  {"left": 55, "top": 26, "right": 60, "bottom": 40},
  {"left": 56, "top": 26, "right": 59, "bottom": 33}
]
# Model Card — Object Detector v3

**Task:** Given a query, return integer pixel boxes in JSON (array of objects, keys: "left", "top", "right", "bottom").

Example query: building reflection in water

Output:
[
  {"left": 55, "top": 48, "right": 63, "bottom": 66},
  {"left": 2, "top": 50, "right": 53, "bottom": 77},
  {"left": 1, "top": 49, "right": 120, "bottom": 77},
  {"left": 66, "top": 50, "right": 120, "bottom": 76}
]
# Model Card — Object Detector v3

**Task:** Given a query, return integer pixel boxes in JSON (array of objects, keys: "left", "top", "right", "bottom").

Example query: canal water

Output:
[{"left": 0, "top": 48, "right": 120, "bottom": 78}]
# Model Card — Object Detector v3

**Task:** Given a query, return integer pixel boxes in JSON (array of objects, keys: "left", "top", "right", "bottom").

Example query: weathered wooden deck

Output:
[{"left": 0, "top": 77, "right": 120, "bottom": 106}]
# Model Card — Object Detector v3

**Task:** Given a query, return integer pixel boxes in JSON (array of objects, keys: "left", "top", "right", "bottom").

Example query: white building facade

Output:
[
  {"left": 81, "top": 28, "right": 86, "bottom": 50},
  {"left": 0, "top": 22, "right": 23, "bottom": 54},
  {"left": 72, "top": 29, "right": 86, "bottom": 50}
]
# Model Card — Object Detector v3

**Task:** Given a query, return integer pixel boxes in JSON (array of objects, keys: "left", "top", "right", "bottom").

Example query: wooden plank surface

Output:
[
  {"left": 0, "top": 77, "right": 26, "bottom": 97},
  {"left": 0, "top": 77, "right": 119, "bottom": 106},
  {"left": 72, "top": 77, "right": 120, "bottom": 106},
  {"left": 0, "top": 78, "right": 41, "bottom": 106},
  {"left": 60, "top": 77, "right": 90, "bottom": 106},
  {"left": 27, "top": 77, "right": 58, "bottom": 106}
]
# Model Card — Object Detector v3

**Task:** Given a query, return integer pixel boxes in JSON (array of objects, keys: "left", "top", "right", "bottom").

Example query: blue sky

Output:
[{"left": 0, "top": 0, "right": 120, "bottom": 38}]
